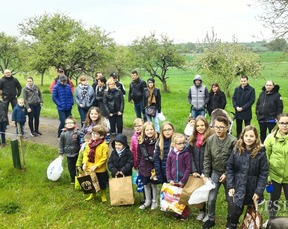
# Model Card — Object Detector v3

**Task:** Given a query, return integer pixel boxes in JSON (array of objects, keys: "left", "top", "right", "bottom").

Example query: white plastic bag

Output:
[
  {"left": 47, "top": 157, "right": 64, "bottom": 181},
  {"left": 188, "top": 179, "right": 215, "bottom": 204},
  {"left": 158, "top": 112, "right": 166, "bottom": 121}
]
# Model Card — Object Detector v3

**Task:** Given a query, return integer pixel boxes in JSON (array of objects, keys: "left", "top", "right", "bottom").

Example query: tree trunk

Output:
[
  {"left": 162, "top": 80, "right": 169, "bottom": 92},
  {"left": 41, "top": 73, "right": 44, "bottom": 86}
]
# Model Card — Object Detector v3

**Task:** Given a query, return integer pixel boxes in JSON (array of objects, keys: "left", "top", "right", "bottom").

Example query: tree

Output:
[
  {"left": 130, "top": 33, "right": 186, "bottom": 92},
  {"left": 195, "top": 33, "right": 262, "bottom": 97},
  {"left": 267, "top": 38, "right": 288, "bottom": 51}
]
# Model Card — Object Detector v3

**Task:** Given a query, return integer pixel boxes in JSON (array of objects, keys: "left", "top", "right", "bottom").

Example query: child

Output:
[
  {"left": 202, "top": 115, "right": 237, "bottom": 229},
  {"left": 131, "top": 118, "right": 144, "bottom": 169},
  {"left": 76, "top": 133, "right": 91, "bottom": 172},
  {"left": 81, "top": 106, "right": 110, "bottom": 144},
  {"left": 0, "top": 90, "right": 8, "bottom": 147},
  {"left": 188, "top": 115, "right": 213, "bottom": 221},
  {"left": 12, "top": 98, "right": 28, "bottom": 137},
  {"left": 58, "top": 116, "right": 81, "bottom": 184},
  {"left": 184, "top": 116, "right": 195, "bottom": 139},
  {"left": 154, "top": 122, "right": 175, "bottom": 184},
  {"left": 82, "top": 125, "right": 109, "bottom": 202},
  {"left": 108, "top": 134, "right": 134, "bottom": 177},
  {"left": 227, "top": 125, "right": 268, "bottom": 229},
  {"left": 166, "top": 133, "right": 191, "bottom": 220},
  {"left": 137, "top": 121, "right": 158, "bottom": 210}
]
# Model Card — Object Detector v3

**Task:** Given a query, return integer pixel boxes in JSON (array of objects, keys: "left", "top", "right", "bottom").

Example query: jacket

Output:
[
  {"left": 128, "top": 78, "right": 147, "bottom": 103},
  {"left": 188, "top": 76, "right": 209, "bottom": 111},
  {"left": 130, "top": 131, "right": 140, "bottom": 168},
  {"left": 58, "top": 128, "right": 81, "bottom": 157},
  {"left": 0, "top": 100, "right": 8, "bottom": 122},
  {"left": 203, "top": 134, "right": 237, "bottom": 177},
  {"left": 232, "top": 84, "right": 255, "bottom": 120},
  {"left": 207, "top": 90, "right": 226, "bottom": 115},
  {"left": 226, "top": 148, "right": 268, "bottom": 207},
  {"left": 94, "top": 85, "right": 107, "bottom": 116},
  {"left": 22, "top": 84, "right": 43, "bottom": 108},
  {"left": 256, "top": 85, "right": 283, "bottom": 121},
  {"left": 0, "top": 76, "right": 22, "bottom": 100},
  {"left": 189, "top": 142, "right": 206, "bottom": 175},
  {"left": 265, "top": 131, "right": 288, "bottom": 183},
  {"left": 154, "top": 138, "right": 171, "bottom": 183},
  {"left": 103, "top": 88, "right": 124, "bottom": 115},
  {"left": 143, "top": 87, "right": 161, "bottom": 113},
  {"left": 74, "top": 84, "right": 95, "bottom": 109},
  {"left": 137, "top": 139, "right": 156, "bottom": 177},
  {"left": 12, "top": 104, "right": 27, "bottom": 123},
  {"left": 52, "top": 81, "right": 74, "bottom": 111},
  {"left": 166, "top": 147, "right": 191, "bottom": 185}
]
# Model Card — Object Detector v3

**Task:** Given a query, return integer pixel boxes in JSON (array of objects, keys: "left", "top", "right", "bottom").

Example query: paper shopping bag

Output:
[
  {"left": 77, "top": 172, "right": 100, "bottom": 194},
  {"left": 109, "top": 176, "right": 134, "bottom": 206}
]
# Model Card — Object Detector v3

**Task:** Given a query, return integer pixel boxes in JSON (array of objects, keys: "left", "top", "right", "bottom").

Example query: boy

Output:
[
  {"left": 108, "top": 134, "right": 134, "bottom": 177},
  {"left": 58, "top": 116, "right": 81, "bottom": 184},
  {"left": 82, "top": 125, "right": 109, "bottom": 202},
  {"left": 202, "top": 115, "right": 237, "bottom": 229},
  {"left": 12, "top": 98, "right": 28, "bottom": 137},
  {"left": 76, "top": 133, "right": 91, "bottom": 173}
]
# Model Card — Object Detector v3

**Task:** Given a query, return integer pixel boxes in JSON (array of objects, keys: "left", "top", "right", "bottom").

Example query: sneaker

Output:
[
  {"left": 181, "top": 215, "right": 188, "bottom": 221},
  {"left": 202, "top": 219, "right": 215, "bottom": 229},
  {"left": 225, "top": 221, "right": 230, "bottom": 229},
  {"left": 196, "top": 211, "right": 205, "bottom": 221},
  {"left": 35, "top": 131, "right": 42, "bottom": 135},
  {"left": 173, "top": 213, "right": 181, "bottom": 220},
  {"left": 151, "top": 200, "right": 158, "bottom": 210},
  {"left": 139, "top": 201, "right": 151, "bottom": 210},
  {"left": 30, "top": 132, "right": 36, "bottom": 137},
  {"left": 202, "top": 214, "right": 209, "bottom": 222},
  {"left": 262, "top": 219, "right": 269, "bottom": 228}
]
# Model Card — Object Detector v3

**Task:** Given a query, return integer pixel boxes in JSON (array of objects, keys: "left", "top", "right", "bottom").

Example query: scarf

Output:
[
  {"left": 80, "top": 84, "right": 90, "bottom": 103},
  {"left": 26, "top": 83, "right": 35, "bottom": 90},
  {"left": 87, "top": 138, "right": 104, "bottom": 163},
  {"left": 148, "top": 88, "right": 156, "bottom": 106},
  {"left": 195, "top": 133, "right": 204, "bottom": 148}
]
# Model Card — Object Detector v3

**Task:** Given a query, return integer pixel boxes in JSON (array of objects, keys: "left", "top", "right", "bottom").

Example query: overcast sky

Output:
[{"left": 1, "top": 0, "right": 271, "bottom": 45}]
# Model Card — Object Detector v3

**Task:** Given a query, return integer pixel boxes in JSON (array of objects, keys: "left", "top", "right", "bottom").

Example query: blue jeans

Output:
[
  {"left": 0, "top": 121, "right": 7, "bottom": 144},
  {"left": 146, "top": 111, "right": 160, "bottom": 133},
  {"left": 58, "top": 110, "right": 72, "bottom": 137},
  {"left": 134, "top": 101, "right": 145, "bottom": 120},
  {"left": 16, "top": 122, "right": 25, "bottom": 135},
  {"left": 28, "top": 104, "right": 41, "bottom": 133},
  {"left": 78, "top": 106, "right": 89, "bottom": 127},
  {"left": 191, "top": 109, "right": 205, "bottom": 119}
]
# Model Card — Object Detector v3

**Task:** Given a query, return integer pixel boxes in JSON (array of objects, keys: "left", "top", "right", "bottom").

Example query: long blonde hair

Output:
[{"left": 138, "top": 121, "right": 158, "bottom": 144}]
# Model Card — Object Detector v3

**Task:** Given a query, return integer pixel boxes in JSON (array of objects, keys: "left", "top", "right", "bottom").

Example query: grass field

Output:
[{"left": 1, "top": 51, "right": 288, "bottom": 228}]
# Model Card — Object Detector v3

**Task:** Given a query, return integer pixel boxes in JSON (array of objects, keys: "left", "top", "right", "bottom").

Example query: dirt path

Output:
[{"left": 6, "top": 114, "right": 134, "bottom": 147}]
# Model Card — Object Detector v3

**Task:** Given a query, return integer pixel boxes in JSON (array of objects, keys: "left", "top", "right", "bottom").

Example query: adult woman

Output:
[
  {"left": 264, "top": 113, "right": 288, "bottom": 221},
  {"left": 22, "top": 76, "right": 43, "bottom": 136},
  {"left": 74, "top": 75, "right": 95, "bottom": 127},
  {"left": 206, "top": 83, "right": 226, "bottom": 116}
]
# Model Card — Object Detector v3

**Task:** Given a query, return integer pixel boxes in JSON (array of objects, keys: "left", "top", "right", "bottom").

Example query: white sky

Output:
[{"left": 1, "top": 0, "right": 272, "bottom": 45}]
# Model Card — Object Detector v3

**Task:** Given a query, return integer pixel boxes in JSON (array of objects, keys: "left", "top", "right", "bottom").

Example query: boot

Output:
[
  {"left": 101, "top": 189, "right": 107, "bottom": 202},
  {"left": 151, "top": 184, "right": 158, "bottom": 210},
  {"left": 85, "top": 193, "right": 96, "bottom": 201},
  {"left": 139, "top": 183, "right": 151, "bottom": 209}
]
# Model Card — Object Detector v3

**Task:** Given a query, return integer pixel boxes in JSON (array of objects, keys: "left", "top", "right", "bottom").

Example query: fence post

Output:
[{"left": 11, "top": 139, "right": 22, "bottom": 169}]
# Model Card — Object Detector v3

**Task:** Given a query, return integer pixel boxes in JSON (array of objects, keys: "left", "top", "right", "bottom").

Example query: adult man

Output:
[
  {"left": 256, "top": 80, "right": 283, "bottom": 143},
  {"left": 188, "top": 74, "right": 209, "bottom": 119},
  {"left": 0, "top": 69, "right": 22, "bottom": 110},
  {"left": 49, "top": 68, "right": 74, "bottom": 93},
  {"left": 232, "top": 75, "right": 255, "bottom": 138},
  {"left": 128, "top": 70, "right": 146, "bottom": 119}
]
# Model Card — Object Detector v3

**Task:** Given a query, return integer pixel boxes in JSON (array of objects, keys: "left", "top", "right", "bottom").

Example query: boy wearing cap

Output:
[{"left": 110, "top": 72, "right": 126, "bottom": 97}]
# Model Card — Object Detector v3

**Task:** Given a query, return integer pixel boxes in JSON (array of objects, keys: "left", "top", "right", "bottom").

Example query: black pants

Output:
[
  {"left": 230, "top": 204, "right": 245, "bottom": 225},
  {"left": 67, "top": 156, "right": 78, "bottom": 182},
  {"left": 108, "top": 114, "right": 123, "bottom": 134},
  {"left": 258, "top": 121, "right": 276, "bottom": 143},
  {"left": 236, "top": 119, "right": 251, "bottom": 138},
  {"left": 28, "top": 104, "right": 41, "bottom": 133},
  {"left": 269, "top": 180, "right": 288, "bottom": 218}
]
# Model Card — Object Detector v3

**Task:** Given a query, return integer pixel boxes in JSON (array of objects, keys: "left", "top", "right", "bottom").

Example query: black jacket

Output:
[
  {"left": 0, "top": 100, "right": 8, "bottom": 122},
  {"left": 103, "top": 88, "right": 124, "bottom": 115},
  {"left": 226, "top": 148, "right": 268, "bottom": 207},
  {"left": 256, "top": 85, "right": 283, "bottom": 121},
  {"left": 142, "top": 87, "right": 161, "bottom": 113},
  {"left": 207, "top": 90, "right": 226, "bottom": 115},
  {"left": 0, "top": 76, "right": 22, "bottom": 100},
  {"left": 232, "top": 84, "right": 255, "bottom": 120},
  {"left": 128, "top": 78, "right": 147, "bottom": 103}
]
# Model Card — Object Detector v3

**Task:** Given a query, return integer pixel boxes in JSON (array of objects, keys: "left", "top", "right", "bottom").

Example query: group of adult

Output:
[{"left": 188, "top": 74, "right": 283, "bottom": 143}]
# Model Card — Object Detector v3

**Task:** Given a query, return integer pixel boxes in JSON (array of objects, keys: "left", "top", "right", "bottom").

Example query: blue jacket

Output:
[
  {"left": 12, "top": 104, "right": 27, "bottom": 123},
  {"left": 52, "top": 81, "right": 74, "bottom": 111}
]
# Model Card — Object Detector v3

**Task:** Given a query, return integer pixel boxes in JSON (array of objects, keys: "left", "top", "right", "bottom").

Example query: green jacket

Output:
[
  {"left": 264, "top": 131, "right": 288, "bottom": 183},
  {"left": 203, "top": 134, "right": 237, "bottom": 177}
]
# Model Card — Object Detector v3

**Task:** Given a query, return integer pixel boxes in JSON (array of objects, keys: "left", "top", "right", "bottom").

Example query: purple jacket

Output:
[
  {"left": 166, "top": 147, "right": 191, "bottom": 185},
  {"left": 137, "top": 139, "right": 156, "bottom": 177}
]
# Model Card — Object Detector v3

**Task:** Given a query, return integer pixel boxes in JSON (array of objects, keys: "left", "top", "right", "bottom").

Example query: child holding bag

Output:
[
  {"left": 137, "top": 121, "right": 158, "bottom": 210},
  {"left": 166, "top": 133, "right": 191, "bottom": 220}
]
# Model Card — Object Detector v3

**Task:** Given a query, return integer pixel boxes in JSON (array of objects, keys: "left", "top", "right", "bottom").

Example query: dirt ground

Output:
[{"left": 6, "top": 114, "right": 134, "bottom": 147}]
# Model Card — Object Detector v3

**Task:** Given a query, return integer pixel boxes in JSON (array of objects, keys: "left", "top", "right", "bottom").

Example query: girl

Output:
[
  {"left": 227, "top": 125, "right": 268, "bottom": 229},
  {"left": 188, "top": 115, "right": 213, "bottom": 221},
  {"left": 22, "top": 76, "right": 43, "bottom": 136},
  {"left": 137, "top": 121, "right": 158, "bottom": 210},
  {"left": 154, "top": 122, "right": 175, "bottom": 184},
  {"left": 131, "top": 118, "right": 144, "bottom": 169},
  {"left": 81, "top": 106, "right": 110, "bottom": 144},
  {"left": 74, "top": 75, "right": 95, "bottom": 127},
  {"left": 166, "top": 133, "right": 191, "bottom": 220},
  {"left": 264, "top": 113, "right": 288, "bottom": 224},
  {"left": 184, "top": 116, "right": 195, "bottom": 140},
  {"left": 206, "top": 83, "right": 226, "bottom": 116}
]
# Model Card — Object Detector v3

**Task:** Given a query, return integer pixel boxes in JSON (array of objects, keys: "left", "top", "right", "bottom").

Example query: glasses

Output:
[
  {"left": 65, "top": 122, "right": 75, "bottom": 124},
  {"left": 135, "top": 125, "right": 142, "bottom": 128},
  {"left": 278, "top": 122, "right": 288, "bottom": 127},
  {"left": 213, "top": 126, "right": 226, "bottom": 130},
  {"left": 163, "top": 128, "right": 173, "bottom": 132},
  {"left": 175, "top": 142, "right": 185, "bottom": 145}
]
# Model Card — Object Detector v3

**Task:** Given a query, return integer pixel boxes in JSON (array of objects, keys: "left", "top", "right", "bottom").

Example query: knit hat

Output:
[
  {"left": 147, "top": 78, "right": 155, "bottom": 84},
  {"left": 59, "top": 74, "right": 67, "bottom": 83},
  {"left": 111, "top": 134, "right": 128, "bottom": 149},
  {"left": 110, "top": 72, "right": 117, "bottom": 79},
  {"left": 58, "top": 68, "right": 64, "bottom": 73}
]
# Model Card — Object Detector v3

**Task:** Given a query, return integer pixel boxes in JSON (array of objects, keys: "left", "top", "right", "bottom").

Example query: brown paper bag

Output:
[
  {"left": 77, "top": 172, "right": 100, "bottom": 194},
  {"left": 109, "top": 176, "right": 134, "bottom": 206},
  {"left": 179, "top": 176, "right": 204, "bottom": 208}
]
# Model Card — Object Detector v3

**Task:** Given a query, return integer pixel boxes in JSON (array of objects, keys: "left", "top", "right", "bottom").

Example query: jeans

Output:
[
  {"left": 0, "top": 121, "right": 7, "bottom": 144},
  {"left": 268, "top": 180, "right": 288, "bottom": 218},
  {"left": 58, "top": 110, "right": 72, "bottom": 137},
  {"left": 78, "top": 106, "right": 89, "bottom": 127},
  {"left": 134, "top": 101, "right": 145, "bottom": 120},
  {"left": 258, "top": 120, "right": 276, "bottom": 143},
  {"left": 146, "top": 111, "right": 160, "bottom": 133},
  {"left": 207, "top": 172, "right": 234, "bottom": 222},
  {"left": 16, "top": 122, "right": 25, "bottom": 135},
  {"left": 191, "top": 109, "right": 205, "bottom": 119},
  {"left": 67, "top": 155, "right": 78, "bottom": 183},
  {"left": 230, "top": 204, "right": 244, "bottom": 225},
  {"left": 236, "top": 119, "right": 251, "bottom": 139},
  {"left": 28, "top": 104, "right": 41, "bottom": 133},
  {"left": 108, "top": 114, "right": 123, "bottom": 134}
]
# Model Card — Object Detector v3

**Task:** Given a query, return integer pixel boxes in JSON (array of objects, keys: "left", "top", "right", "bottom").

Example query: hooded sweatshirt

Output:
[{"left": 188, "top": 75, "right": 209, "bottom": 110}]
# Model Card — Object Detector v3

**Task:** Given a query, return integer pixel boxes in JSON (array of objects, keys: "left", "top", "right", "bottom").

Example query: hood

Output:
[
  {"left": 193, "top": 74, "right": 202, "bottom": 84},
  {"left": 261, "top": 84, "right": 280, "bottom": 94},
  {"left": 111, "top": 134, "right": 128, "bottom": 149}
]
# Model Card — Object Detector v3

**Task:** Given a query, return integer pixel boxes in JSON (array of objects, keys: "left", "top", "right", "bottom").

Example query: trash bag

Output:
[
  {"left": 158, "top": 112, "right": 166, "bottom": 121},
  {"left": 47, "top": 157, "right": 63, "bottom": 181},
  {"left": 188, "top": 179, "right": 215, "bottom": 204}
]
